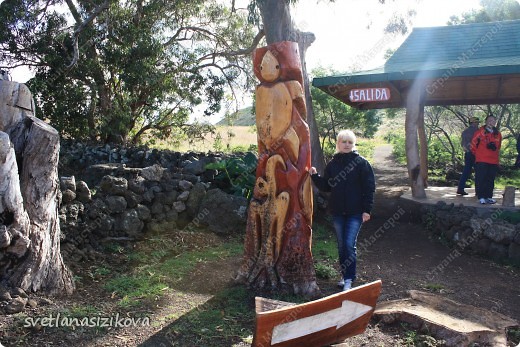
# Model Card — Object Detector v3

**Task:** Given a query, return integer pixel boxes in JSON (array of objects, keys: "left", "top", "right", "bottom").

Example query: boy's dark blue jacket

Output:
[{"left": 311, "top": 151, "right": 375, "bottom": 216}]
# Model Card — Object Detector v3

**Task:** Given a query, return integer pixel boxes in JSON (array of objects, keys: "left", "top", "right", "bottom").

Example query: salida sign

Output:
[{"left": 349, "top": 88, "right": 390, "bottom": 103}]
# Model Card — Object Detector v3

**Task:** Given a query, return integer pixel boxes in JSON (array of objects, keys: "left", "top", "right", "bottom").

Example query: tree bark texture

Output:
[
  {"left": 405, "top": 81, "right": 427, "bottom": 198},
  {"left": 236, "top": 42, "right": 319, "bottom": 296},
  {"left": 258, "top": 0, "right": 325, "bottom": 174},
  {"left": 0, "top": 81, "right": 74, "bottom": 294}
]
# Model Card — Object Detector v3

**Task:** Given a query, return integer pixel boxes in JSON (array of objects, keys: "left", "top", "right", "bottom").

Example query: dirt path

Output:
[{"left": 361, "top": 144, "right": 520, "bottom": 321}]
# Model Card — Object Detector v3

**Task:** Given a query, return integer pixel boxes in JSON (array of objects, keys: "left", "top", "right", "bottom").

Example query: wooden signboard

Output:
[
  {"left": 349, "top": 88, "right": 390, "bottom": 102},
  {"left": 253, "top": 280, "right": 382, "bottom": 347}
]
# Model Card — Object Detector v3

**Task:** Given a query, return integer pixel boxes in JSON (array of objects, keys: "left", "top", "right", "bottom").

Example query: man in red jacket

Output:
[{"left": 471, "top": 115, "right": 502, "bottom": 204}]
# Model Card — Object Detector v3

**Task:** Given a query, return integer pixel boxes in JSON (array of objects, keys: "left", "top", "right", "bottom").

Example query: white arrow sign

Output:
[{"left": 270, "top": 300, "right": 373, "bottom": 345}]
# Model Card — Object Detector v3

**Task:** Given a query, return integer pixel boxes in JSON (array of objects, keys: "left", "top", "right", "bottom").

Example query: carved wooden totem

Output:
[{"left": 237, "top": 41, "right": 318, "bottom": 296}]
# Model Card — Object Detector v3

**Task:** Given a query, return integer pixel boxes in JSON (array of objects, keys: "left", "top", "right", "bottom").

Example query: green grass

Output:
[
  {"left": 424, "top": 283, "right": 445, "bottom": 292},
  {"left": 104, "top": 232, "right": 243, "bottom": 307},
  {"left": 163, "top": 285, "right": 255, "bottom": 346},
  {"left": 312, "top": 222, "right": 338, "bottom": 261},
  {"left": 495, "top": 168, "right": 520, "bottom": 189}
]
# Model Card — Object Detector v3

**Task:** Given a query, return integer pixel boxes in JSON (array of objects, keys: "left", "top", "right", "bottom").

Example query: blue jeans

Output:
[
  {"left": 457, "top": 151, "right": 475, "bottom": 192},
  {"left": 332, "top": 214, "right": 363, "bottom": 282}
]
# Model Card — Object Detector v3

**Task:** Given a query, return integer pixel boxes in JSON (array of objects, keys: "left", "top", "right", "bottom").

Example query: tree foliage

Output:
[
  {"left": 0, "top": 0, "right": 260, "bottom": 143},
  {"left": 448, "top": 0, "right": 520, "bottom": 24}
]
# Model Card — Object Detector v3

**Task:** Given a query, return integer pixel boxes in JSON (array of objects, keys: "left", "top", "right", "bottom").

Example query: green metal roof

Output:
[{"left": 312, "top": 20, "right": 520, "bottom": 108}]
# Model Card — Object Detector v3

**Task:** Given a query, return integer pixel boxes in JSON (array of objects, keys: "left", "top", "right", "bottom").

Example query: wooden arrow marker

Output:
[
  {"left": 271, "top": 300, "right": 372, "bottom": 344},
  {"left": 253, "top": 280, "right": 382, "bottom": 347}
]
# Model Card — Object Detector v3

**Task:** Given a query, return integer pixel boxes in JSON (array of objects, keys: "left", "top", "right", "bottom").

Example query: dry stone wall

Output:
[
  {"left": 58, "top": 142, "right": 249, "bottom": 262},
  {"left": 421, "top": 201, "right": 520, "bottom": 265}
]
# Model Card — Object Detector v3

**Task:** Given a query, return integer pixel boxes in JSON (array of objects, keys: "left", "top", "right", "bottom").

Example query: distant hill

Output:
[{"left": 217, "top": 106, "right": 255, "bottom": 126}]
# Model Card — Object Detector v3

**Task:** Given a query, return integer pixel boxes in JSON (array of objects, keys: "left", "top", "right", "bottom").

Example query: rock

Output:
[
  {"left": 473, "top": 238, "right": 491, "bottom": 255},
  {"left": 61, "top": 189, "right": 77, "bottom": 203},
  {"left": 124, "top": 190, "right": 141, "bottom": 208},
  {"left": 136, "top": 204, "right": 151, "bottom": 221},
  {"left": 100, "top": 175, "right": 128, "bottom": 196},
  {"left": 142, "top": 189, "right": 155, "bottom": 203},
  {"left": 141, "top": 164, "right": 165, "bottom": 182},
  {"left": 60, "top": 176, "right": 76, "bottom": 192},
  {"left": 154, "top": 191, "right": 178, "bottom": 205},
  {"left": 13, "top": 287, "right": 27, "bottom": 298},
  {"left": 0, "top": 286, "right": 12, "bottom": 301},
  {"left": 27, "top": 299, "right": 38, "bottom": 308},
  {"left": 39, "top": 298, "right": 54, "bottom": 306},
  {"left": 90, "top": 215, "right": 115, "bottom": 236},
  {"left": 164, "top": 210, "right": 179, "bottom": 222},
  {"left": 5, "top": 296, "right": 28, "bottom": 314},
  {"left": 508, "top": 242, "right": 520, "bottom": 264},
  {"left": 76, "top": 180, "right": 92, "bottom": 203},
  {"left": 487, "top": 242, "right": 508, "bottom": 262},
  {"left": 128, "top": 176, "right": 147, "bottom": 194},
  {"left": 483, "top": 222, "right": 516, "bottom": 244},
  {"left": 173, "top": 201, "right": 186, "bottom": 213},
  {"left": 150, "top": 201, "right": 164, "bottom": 215},
  {"left": 186, "top": 182, "right": 207, "bottom": 218},
  {"left": 105, "top": 195, "right": 128, "bottom": 214},
  {"left": 177, "top": 191, "right": 190, "bottom": 202},
  {"left": 179, "top": 180, "right": 194, "bottom": 191},
  {"left": 66, "top": 201, "right": 84, "bottom": 222},
  {"left": 198, "top": 188, "right": 248, "bottom": 235},
  {"left": 87, "top": 198, "right": 108, "bottom": 219},
  {"left": 182, "top": 159, "right": 206, "bottom": 175},
  {"left": 115, "top": 209, "right": 144, "bottom": 237}
]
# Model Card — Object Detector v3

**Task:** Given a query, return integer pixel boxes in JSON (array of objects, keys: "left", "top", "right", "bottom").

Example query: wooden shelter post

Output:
[{"left": 405, "top": 81, "right": 427, "bottom": 198}]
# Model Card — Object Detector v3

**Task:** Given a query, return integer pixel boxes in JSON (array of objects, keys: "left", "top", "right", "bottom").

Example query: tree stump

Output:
[
  {"left": 236, "top": 42, "right": 319, "bottom": 296},
  {"left": 502, "top": 186, "right": 516, "bottom": 207},
  {"left": 0, "top": 80, "right": 74, "bottom": 295}
]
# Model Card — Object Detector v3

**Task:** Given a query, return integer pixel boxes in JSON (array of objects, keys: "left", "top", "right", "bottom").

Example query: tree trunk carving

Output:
[
  {"left": 0, "top": 81, "right": 74, "bottom": 295},
  {"left": 237, "top": 42, "right": 319, "bottom": 296}
]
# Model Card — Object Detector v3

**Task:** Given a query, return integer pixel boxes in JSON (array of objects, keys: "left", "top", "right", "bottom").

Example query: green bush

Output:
[{"left": 205, "top": 152, "right": 258, "bottom": 199}]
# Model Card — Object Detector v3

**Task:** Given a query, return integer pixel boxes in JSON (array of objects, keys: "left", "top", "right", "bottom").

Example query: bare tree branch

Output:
[{"left": 65, "top": 0, "right": 111, "bottom": 68}]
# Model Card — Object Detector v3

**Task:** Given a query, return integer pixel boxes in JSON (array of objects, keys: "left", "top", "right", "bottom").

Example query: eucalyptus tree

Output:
[{"left": 0, "top": 0, "right": 260, "bottom": 143}]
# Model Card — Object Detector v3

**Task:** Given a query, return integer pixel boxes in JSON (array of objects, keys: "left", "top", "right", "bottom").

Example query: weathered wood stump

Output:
[
  {"left": 236, "top": 41, "right": 318, "bottom": 296},
  {"left": 374, "top": 290, "right": 518, "bottom": 347},
  {"left": 0, "top": 80, "right": 74, "bottom": 294}
]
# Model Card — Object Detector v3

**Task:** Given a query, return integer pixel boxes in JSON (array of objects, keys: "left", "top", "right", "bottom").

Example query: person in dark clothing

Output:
[
  {"left": 515, "top": 134, "right": 520, "bottom": 169},
  {"left": 309, "top": 129, "right": 375, "bottom": 291},
  {"left": 457, "top": 116, "right": 480, "bottom": 195}
]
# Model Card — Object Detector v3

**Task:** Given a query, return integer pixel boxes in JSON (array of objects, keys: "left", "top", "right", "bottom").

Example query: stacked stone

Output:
[
  {"left": 421, "top": 202, "right": 520, "bottom": 265},
  {"left": 58, "top": 164, "right": 248, "bottom": 261}
]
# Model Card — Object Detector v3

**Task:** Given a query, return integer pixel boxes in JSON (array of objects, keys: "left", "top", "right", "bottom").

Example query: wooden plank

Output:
[
  {"left": 253, "top": 280, "right": 382, "bottom": 347},
  {"left": 256, "top": 297, "right": 296, "bottom": 313}
]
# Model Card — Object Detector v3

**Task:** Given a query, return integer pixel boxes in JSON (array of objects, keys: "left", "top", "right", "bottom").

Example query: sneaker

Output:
[
  {"left": 479, "top": 198, "right": 487, "bottom": 204},
  {"left": 337, "top": 278, "right": 344, "bottom": 287},
  {"left": 486, "top": 198, "right": 496, "bottom": 204},
  {"left": 456, "top": 191, "right": 468, "bottom": 196},
  {"left": 342, "top": 279, "right": 352, "bottom": 291}
]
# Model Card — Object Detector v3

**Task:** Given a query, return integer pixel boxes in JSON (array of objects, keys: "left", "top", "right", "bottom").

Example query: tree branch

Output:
[{"left": 65, "top": 0, "right": 111, "bottom": 68}]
